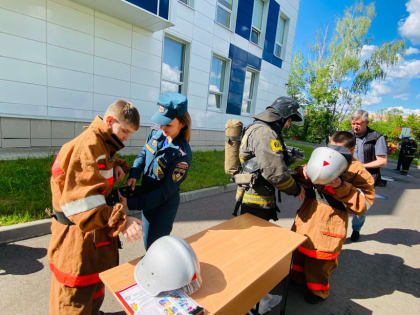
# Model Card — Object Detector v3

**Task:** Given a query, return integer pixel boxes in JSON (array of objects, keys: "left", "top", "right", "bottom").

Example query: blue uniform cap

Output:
[{"left": 151, "top": 93, "right": 188, "bottom": 126}]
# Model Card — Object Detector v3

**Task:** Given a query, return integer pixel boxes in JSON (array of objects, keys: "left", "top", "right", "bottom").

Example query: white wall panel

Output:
[
  {"left": 0, "top": 57, "right": 47, "bottom": 85},
  {"left": 131, "top": 49, "right": 161, "bottom": 72},
  {"left": 0, "top": 103, "right": 47, "bottom": 117},
  {"left": 0, "top": 33, "right": 46, "bottom": 64},
  {"left": 48, "top": 106, "right": 93, "bottom": 120},
  {"left": 0, "top": 8, "right": 46, "bottom": 42},
  {"left": 48, "top": 87, "right": 92, "bottom": 110},
  {"left": 194, "top": 12, "right": 214, "bottom": 34},
  {"left": 47, "top": 0, "right": 93, "bottom": 34},
  {"left": 132, "top": 32, "right": 162, "bottom": 57},
  {"left": 195, "top": 0, "right": 215, "bottom": 20},
  {"left": 95, "top": 37, "right": 131, "bottom": 64},
  {"left": 48, "top": 66, "right": 93, "bottom": 92},
  {"left": 93, "top": 94, "right": 119, "bottom": 112},
  {"left": 190, "top": 54, "right": 211, "bottom": 72},
  {"left": 191, "top": 41, "right": 212, "bottom": 61},
  {"left": 47, "top": 23, "right": 94, "bottom": 54},
  {"left": 94, "top": 76, "right": 130, "bottom": 98},
  {"left": 94, "top": 57, "right": 130, "bottom": 81},
  {"left": 188, "top": 81, "right": 209, "bottom": 98},
  {"left": 95, "top": 16, "right": 132, "bottom": 47},
  {"left": 48, "top": 45, "right": 94, "bottom": 73},
  {"left": 170, "top": 16, "right": 194, "bottom": 40},
  {"left": 0, "top": 80, "right": 47, "bottom": 106},
  {"left": 192, "top": 27, "right": 213, "bottom": 46},
  {"left": 189, "top": 67, "right": 210, "bottom": 86},
  {"left": 131, "top": 83, "right": 160, "bottom": 102},
  {"left": 131, "top": 67, "right": 161, "bottom": 87},
  {"left": 0, "top": 0, "right": 46, "bottom": 19}
]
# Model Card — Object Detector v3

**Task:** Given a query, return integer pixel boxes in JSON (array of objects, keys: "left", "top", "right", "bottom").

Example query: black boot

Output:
[{"left": 351, "top": 230, "right": 360, "bottom": 241}]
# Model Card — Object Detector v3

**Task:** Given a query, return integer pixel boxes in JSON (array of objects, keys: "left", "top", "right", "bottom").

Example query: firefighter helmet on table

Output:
[
  {"left": 307, "top": 146, "right": 351, "bottom": 185},
  {"left": 134, "top": 236, "right": 202, "bottom": 296},
  {"left": 254, "top": 96, "right": 304, "bottom": 125}
]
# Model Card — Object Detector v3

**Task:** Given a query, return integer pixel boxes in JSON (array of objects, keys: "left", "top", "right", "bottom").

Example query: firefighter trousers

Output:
[
  {"left": 290, "top": 249, "right": 338, "bottom": 299},
  {"left": 49, "top": 275, "right": 105, "bottom": 315}
]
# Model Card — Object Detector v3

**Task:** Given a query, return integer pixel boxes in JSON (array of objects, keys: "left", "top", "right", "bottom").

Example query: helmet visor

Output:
[{"left": 292, "top": 108, "right": 304, "bottom": 126}]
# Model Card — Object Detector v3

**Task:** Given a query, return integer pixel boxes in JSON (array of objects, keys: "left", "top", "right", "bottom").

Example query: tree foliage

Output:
[{"left": 287, "top": 1, "right": 405, "bottom": 143}]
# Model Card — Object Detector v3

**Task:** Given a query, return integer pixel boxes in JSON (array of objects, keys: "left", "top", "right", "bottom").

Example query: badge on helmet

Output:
[
  {"left": 134, "top": 236, "right": 202, "bottom": 296},
  {"left": 306, "top": 147, "right": 350, "bottom": 185}
]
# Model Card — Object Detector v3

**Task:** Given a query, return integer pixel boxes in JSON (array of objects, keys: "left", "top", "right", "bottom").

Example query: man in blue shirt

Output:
[{"left": 350, "top": 109, "right": 387, "bottom": 241}]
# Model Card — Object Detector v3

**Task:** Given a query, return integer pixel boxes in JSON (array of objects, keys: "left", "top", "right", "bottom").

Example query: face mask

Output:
[{"left": 327, "top": 144, "right": 353, "bottom": 165}]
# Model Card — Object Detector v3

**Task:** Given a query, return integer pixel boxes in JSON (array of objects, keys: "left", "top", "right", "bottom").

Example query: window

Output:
[
  {"left": 161, "top": 37, "right": 186, "bottom": 94},
  {"left": 274, "top": 14, "right": 288, "bottom": 58},
  {"left": 178, "top": 0, "right": 193, "bottom": 6},
  {"left": 242, "top": 69, "right": 256, "bottom": 114},
  {"left": 216, "top": 0, "right": 232, "bottom": 28},
  {"left": 251, "top": 0, "right": 264, "bottom": 45},
  {"left": 208, "top": 55, "right": 227, "bottom": 110}
]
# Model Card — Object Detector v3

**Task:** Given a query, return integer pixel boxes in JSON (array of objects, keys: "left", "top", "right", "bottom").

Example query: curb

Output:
[{"left": 0, "top": 183, "right": 237, "bottom": 245}]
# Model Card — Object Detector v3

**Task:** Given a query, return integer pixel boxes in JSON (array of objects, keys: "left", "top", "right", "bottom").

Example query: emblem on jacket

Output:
[
  {"left": 172, "top": 162, "right": 188, "bottom": 182},
  {"left": 152, "top": 140, "right": 158, "bottom": 147},
  {"left": 159, "top": 105, "right": 165, "bottom": 112},
  {"left": 270, "top": 139, "right": 283, "bottom": 152},
  {"left": 155, "top": 166, "right": 165, "bottom": 179}
]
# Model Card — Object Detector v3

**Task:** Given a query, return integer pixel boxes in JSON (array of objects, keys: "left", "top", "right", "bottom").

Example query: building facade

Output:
[{"left": 0, "top": 0, "right": 300, "bottom": 151}]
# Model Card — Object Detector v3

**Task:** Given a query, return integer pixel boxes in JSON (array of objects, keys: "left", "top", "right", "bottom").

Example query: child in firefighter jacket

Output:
[
  {"left": 48, "top": 100, "right": 143, "bottom": 315},
  {"left": 291, "top": 131, "right": 375, "bottom": 304}
]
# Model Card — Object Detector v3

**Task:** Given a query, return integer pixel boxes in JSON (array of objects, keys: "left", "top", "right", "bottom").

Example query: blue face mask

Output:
[{"left": 327, "top": 144, "right": 353, "bottom": 165}]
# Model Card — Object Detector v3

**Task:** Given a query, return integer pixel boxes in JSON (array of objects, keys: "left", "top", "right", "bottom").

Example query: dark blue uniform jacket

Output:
[{"left": 127, "top": 129, "right": 192, "bottom": 211}]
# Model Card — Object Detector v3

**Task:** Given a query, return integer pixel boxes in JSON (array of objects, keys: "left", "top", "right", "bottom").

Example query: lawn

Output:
[{"left": 0, "top": 146, "right": 313, "bottom": 226}]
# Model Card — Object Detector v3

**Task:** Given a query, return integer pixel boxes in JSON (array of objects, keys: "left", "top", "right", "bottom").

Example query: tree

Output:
[{"left": 287, "top": 1, "right": 405, "bottom": 142}]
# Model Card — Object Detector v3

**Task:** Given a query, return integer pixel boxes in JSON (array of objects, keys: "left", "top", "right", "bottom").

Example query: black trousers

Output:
[{"left": 401, "top": 156, "right": 414, "bottom": 174}]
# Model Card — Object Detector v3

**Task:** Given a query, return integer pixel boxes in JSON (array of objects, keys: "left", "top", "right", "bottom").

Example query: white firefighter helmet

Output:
[
  {"left": 306, "top": 147, "right": 349, "bottom": 185},
  {"left": 134, "top": 236, "right": 202, "bottom": 296}
]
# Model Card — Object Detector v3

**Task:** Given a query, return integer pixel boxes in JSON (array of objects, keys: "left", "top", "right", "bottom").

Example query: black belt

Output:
[
  {"left": 305, "top": 188, "right": 346, "bottom": 212},
  {"left": 53, "top": 209, "right": 75, "bottom": 225}
]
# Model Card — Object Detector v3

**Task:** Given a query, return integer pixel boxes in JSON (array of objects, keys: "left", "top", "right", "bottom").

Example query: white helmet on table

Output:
[
  {"left": 307, "top": 146, "right": 350, "bottom": 185},
  {"left": 134, "top": 236, "right": 202, "bottom": 296}
]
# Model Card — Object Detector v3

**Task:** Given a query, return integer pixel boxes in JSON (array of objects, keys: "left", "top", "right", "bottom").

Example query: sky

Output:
[{"left": 293, "top": 0, "right": 420, "bottom": 115}]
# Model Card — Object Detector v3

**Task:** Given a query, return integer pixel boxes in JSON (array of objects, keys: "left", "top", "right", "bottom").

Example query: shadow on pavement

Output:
[
  {"left": 0, "top": 243, "right": 47, "bottom": 275},
  {"left": 352, "top": 228, "right": 420, "bottom": 247},
  {"left": 335, "top": 249, "right": 420, "bottom": 299}
]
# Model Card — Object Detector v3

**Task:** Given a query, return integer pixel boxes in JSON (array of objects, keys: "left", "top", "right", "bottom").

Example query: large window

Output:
[
  {"left": 274, "top": 14, "right": 288, "bottom": 59},
  {"left": 161, "top": 37, "right": 186, "bottom": 94},
  {"left": 208, "top": 55, "right": 227, "bottom": 110},
  {"left": 241, "top": 69, "right": 256, "bottom": 114},
  {"left": 216, "top": 0, "right": 232, "bottom": 28},
  {"left": 251, "top": 0, "right": 264, "bottom": 45}
]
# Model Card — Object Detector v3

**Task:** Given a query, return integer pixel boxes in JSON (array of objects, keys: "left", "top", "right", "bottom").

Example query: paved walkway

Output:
[{"left": 0, "top": 163, "right": 419, "bottom": 314}]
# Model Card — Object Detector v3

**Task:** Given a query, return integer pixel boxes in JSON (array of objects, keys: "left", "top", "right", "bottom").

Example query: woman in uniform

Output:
[{"left": 120, "top": 92, "right": 192, "bottom": 249}]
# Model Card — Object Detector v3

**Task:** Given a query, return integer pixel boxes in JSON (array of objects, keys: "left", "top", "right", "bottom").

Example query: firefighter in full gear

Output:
[
  {"left": 291, "top": 131, "right": 375, "bottom": 304},
  {"left": 234, "top": 96, "right": 304, "bottom": 221}
]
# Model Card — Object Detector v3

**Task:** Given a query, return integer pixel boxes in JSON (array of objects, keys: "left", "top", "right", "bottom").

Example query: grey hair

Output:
[{"left": 351, "top": 109, "right": 369, "bottom": 122}]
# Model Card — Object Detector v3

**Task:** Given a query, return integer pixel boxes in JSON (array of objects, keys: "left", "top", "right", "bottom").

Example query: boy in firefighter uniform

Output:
[
  {"left": 47, "top": 100, "right": 143, "bottom": 315},
  {"left": 291, "top": 131, "right": 375, "bottom": 304},
  {"left": 236, "top": 96, "right": 304, "bottom": 220}
]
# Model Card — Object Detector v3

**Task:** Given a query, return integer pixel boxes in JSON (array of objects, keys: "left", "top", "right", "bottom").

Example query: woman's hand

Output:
[
  {"left": 127, "top": 178, "right": 137, "bottom": 190},
  {"left": 114, "top": 166, "right": 126, "bottom": 183},
  {"left": 302, "top": 164, "right": 309, "bottom": 181},
  {"left": 122, "top": 216, "right": 144, "bottom": 242}
]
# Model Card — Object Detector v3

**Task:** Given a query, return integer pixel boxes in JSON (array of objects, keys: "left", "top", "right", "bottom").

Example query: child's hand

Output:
[
  {"left": 127, "top": 178, "right": 137, "bottom": 190},
  {"left": 327, "top": 177, "right": 342, "bottom": 188},
  {"left": 123, "top": 216, "right": 144, "bottom": 242},
  {"left": 114, "top": 165, "right": 126, "bottom": 182},
  {"left": 302, "top": 164, "right": 309, "bottom": 180}
]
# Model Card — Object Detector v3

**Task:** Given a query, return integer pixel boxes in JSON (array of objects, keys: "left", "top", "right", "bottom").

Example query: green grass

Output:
[{"left": 0, "top": 146, "right": 314, "bottom": 226}]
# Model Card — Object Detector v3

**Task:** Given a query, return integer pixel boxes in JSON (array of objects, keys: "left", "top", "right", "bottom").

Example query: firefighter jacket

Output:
[
  {"left": 48, "top": 116, "right": 130, "bottom": 288},
  {"left": 236, "top": 121, "right": 300, "bottom": 210},
  {"left": 127, "top": 128, "right": 192, "bottom": 212},
  {"left": 292, "top": 159, "right": 375, "bottom": 260}
]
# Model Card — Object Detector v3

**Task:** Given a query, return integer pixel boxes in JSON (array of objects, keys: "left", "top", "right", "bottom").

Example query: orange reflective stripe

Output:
[
  {"left": 51, "top": 155, "right": 64, "bottom": 178},
  {"left": 93, "top": 286, "right": 105, "bottom": 300},
  {"left": 298, "top": 246, "right": 340, "bottom": 260},
  {"left": 307, "top": 282, "right": 330, "bottom": 291},
  {"left": 106, "top": 177, "right": 114, "bottom": 186},
  {"left": 292, "top": 264, "right": 304, "bottom": 272},
  {"left": 95, "top": 241, "right": 111, "bottom": 248},
  {"left": 321, "top": 231, "right": 345, "bottom": 239},
  {"left": 49, "top": 263, "right": 101, "bottom": 287}
]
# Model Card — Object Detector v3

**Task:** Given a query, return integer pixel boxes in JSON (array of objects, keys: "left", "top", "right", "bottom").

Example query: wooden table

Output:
[{"left": 99, "top": 214, "right": 306, "bottom": 315}]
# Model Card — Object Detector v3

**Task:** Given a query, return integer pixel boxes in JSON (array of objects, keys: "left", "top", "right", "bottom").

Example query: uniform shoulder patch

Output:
[
  {"left": 176, "top": 161, "right": 189, "bottom": 169},
  {"left": 172, "top": 166, "right": 187, "bottom": 182},
  {"left": 270, "top": 139, "right": 283, "bottom": 152}
]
